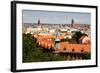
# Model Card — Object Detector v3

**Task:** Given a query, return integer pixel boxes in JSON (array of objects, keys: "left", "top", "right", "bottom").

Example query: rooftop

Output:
[{"left": 36, "top": 35, "right": 91, "bottom": 53}]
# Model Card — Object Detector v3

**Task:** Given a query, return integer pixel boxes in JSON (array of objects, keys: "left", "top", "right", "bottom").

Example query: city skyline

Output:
[{"left": 23, "top": 10, "right": 91, "bottom": 24}]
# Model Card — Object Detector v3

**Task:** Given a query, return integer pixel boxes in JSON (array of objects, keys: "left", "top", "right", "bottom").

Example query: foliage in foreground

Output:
[{"left": 84, "top": 52, "right": 91, "bottom": 59}]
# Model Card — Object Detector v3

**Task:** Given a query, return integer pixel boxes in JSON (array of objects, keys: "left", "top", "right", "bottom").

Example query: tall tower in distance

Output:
[
  {"left": 38, "top": 19, "right": 40, "bottom": 25},
  {"left": 71, "top": 19, "right": 74, "bottom": 27}
]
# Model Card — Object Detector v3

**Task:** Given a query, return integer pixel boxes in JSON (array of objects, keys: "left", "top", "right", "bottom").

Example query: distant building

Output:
[
  {"left": 38, "top": 19, "right": 40, "bottom": 25},
  {"left": 71, "top": 19, "right": 74, "bottom": 27}
]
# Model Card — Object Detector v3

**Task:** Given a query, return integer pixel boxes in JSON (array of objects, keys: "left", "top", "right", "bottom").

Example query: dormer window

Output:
[
  {"left": 81, "top": 49, "right": 84, "bottom": 52},
  {"left": 72, "top": 48, "right": 75, "bottom": 52},
  {"left": 64, "top": 48, "right": 66, "bottom": 50}
]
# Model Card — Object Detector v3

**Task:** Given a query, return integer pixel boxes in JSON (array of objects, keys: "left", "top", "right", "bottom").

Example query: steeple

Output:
[
  {"left": 38, "top": 19, "right": 40, "bottom": 25},
  {"left": 71, "top": 19, "right": 74, "bottom": 27}
]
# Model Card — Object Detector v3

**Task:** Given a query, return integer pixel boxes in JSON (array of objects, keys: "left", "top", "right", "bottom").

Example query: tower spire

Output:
[
  {"left": 38, "top": 19, "right": 40, "bottom": 25},
  {"left": 71, "top": 19, "right": 74, "bottom": 27}
]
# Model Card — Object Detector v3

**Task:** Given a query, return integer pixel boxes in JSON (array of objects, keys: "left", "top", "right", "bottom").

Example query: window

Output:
[{"left": 72, "top": 48, "right": 75, "bottom": 52}]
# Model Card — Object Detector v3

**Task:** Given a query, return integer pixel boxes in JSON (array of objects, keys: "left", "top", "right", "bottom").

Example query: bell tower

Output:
[
  {"left": 71, "top": 19, "right": 74, "bottom": 27},
  {"left": 38, "top": 19, "right": 40, "bottom": 25}
]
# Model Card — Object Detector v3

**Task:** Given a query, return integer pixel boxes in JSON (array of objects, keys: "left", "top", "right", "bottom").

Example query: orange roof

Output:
[
  {"left": 37, "top": 39, "right": 91, "bottom": 53},
  {"left": 58, "top": 42, "right": 90, "bottom": 53},
  {"left": 34, "top": 35, "right": 64, "bottom": 39},
  {"left": 37, "top": 39, "right": 55, "bottom": 48}
]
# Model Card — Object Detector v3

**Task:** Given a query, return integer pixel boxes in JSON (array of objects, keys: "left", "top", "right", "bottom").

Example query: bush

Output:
[{"left": 84, "top": 52, "right": 91, "bottom": 59}]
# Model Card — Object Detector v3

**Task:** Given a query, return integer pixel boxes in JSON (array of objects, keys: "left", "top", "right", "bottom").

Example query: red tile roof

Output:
[
  {"left": 35, "top": 35, "right": 91, "bottom": 53},
  {"left": 34, "top": 35, "right": 64, "bottom": 39}
]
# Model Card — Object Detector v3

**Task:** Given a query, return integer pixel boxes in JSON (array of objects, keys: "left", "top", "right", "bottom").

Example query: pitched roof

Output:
[
  {"left": 38, "top": 39, "right": 91, "bottom": 53},
  {"left": 79, "top": 35, "right": 86, "bottom": 40},
  {"left": 34, "top": 35, "right": 64, "bottom": 39}
]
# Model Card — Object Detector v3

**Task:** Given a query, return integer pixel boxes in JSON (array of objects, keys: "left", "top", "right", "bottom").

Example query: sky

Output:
[{"left": 22, "top": 10, "right": 91, "bottom": 24}]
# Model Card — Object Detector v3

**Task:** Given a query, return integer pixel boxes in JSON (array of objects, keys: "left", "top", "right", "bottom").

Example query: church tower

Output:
[
  {"left": 71, "top": 19, "right": 74, "bottom": 27},
  {"left": 38, "top": 19, "right": 40, "bottom": 25}
]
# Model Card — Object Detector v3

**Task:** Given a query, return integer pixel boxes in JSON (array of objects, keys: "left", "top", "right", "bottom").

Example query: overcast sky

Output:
[{"left": 22, "top": 10, "right": 91, "bottom": 24}]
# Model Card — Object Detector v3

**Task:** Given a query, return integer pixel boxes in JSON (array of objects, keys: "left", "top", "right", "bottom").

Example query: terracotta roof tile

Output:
[{"left": 36, "top": 35, "right": 91, "bottom": 53}]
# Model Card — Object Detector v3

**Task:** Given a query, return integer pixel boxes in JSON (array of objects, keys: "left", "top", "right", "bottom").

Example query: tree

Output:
[
  {"left": 84, "top": 52, "right": 91, "bottom": 59},
  {"left": 23, "top": 33, "right": 37, "bottom": 53},
  {"left": 70, "top": 31, "right": 87, "bottom": 44}
]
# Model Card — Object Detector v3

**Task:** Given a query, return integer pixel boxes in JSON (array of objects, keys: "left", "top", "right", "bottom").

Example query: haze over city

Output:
[{"left": 23, "top": 10, "right": 91, "bottom": 24}]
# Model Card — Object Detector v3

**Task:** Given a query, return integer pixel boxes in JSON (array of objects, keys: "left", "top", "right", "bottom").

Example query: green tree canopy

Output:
[{"left": 70, "top": 31, "right": 87, "bottom": 44}]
